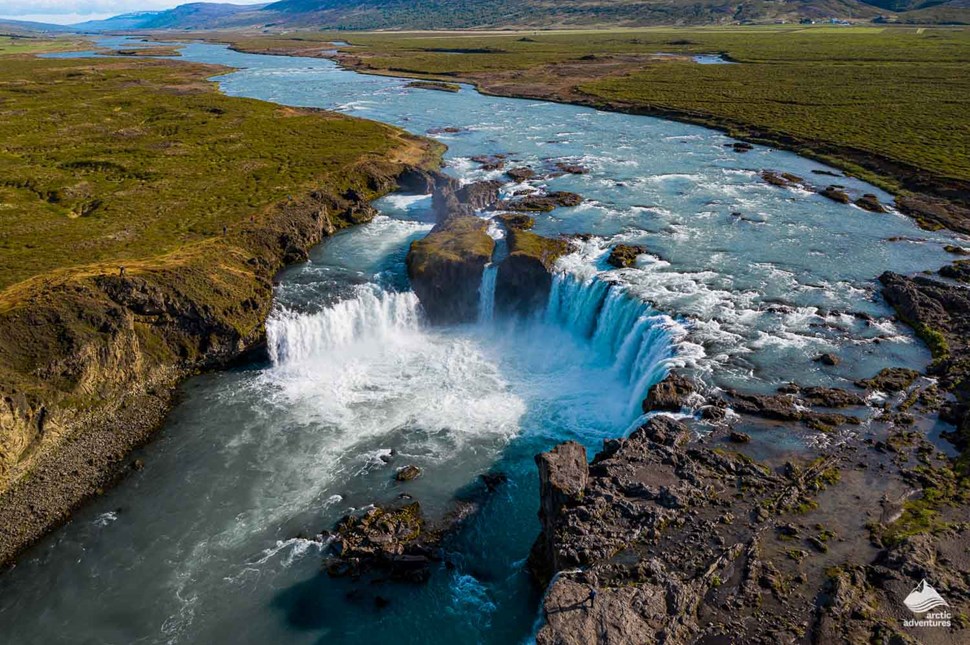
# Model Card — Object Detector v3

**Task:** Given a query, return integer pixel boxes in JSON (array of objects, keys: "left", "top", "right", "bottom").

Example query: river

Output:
[{"left": 1, "top": 38, "right": 961, "bottom": 644}]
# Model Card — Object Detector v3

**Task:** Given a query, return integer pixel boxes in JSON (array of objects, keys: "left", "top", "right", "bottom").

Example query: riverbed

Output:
[{"left": 1, "top": 38, "right": 962, "bottom": 644}]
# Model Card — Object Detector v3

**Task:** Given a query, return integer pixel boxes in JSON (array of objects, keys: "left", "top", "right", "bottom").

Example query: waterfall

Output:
[
  {"left": 545, "top": 273, "right": 675, "bottom": 409},
  {"left": 478, "top": 264, "right": 498, "bottom": 324},
  {"left": 266, "top": 285, "right": 422, "bottom": 366}
]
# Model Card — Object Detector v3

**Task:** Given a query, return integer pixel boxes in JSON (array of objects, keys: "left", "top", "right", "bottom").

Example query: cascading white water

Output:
[
  {"left": 266, "top": 284, "right": 422, "bottom": 366},
  {"left": 478, "top": 265, "right": 498, "bottom": 324},
  {"left": 544, "top": 272, "right": 675, "bottom": 411}
]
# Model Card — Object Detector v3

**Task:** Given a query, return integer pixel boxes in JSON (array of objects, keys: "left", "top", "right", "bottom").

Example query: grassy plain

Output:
[
  {"left": 0, "top": 56, "right": 415, "bottom": 290},
  {"left": 0, "top": 35, "right": 90, "bottom": 56}
]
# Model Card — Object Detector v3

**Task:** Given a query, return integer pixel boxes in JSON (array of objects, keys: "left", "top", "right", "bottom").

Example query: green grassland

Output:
[
  {"left": 0, "top": 57, "right": 412, "bottom": 290},
  {"left": 227, "top": 26, "right": 970, "bottom": 203},
  {"left": 0, "top": 35, "right": 90, "bottom": 56},
  {"left": 0, "top": 53, "right": 440, "bottom": 504}
]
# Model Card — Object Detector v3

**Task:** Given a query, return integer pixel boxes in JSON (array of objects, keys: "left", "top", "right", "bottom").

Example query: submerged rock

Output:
[
  {"left": 406, "top": 215, "right": 495, "bottom": 324},
  {"left": 606, "top": 244, "right": 646, "bottom": 269},
  {"left": 554, "top": 162, "right": 589, "bottom": 174},
  {"left": 395, "top": 465, "right": 422, "bottom": 482},
  {"left": 815, "top": 352, "right": 841, "bottom": 366},
  {"left": 470, "top": 154, "right": 505, "bottom": 171}
]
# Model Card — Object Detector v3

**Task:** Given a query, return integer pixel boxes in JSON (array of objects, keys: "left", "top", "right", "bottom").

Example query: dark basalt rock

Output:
[
  {"left": 406, "top": 215, "right": 495, "bottom": 324},
  {"left": 530, "top": 391, "right": 970, "bottom": 644},
  {"left": 497, "top": 213, "right": 535, "bottom": 231},
  {"left": 504, "top": 191, "right": 583, "bottom": 212},
  {"left": 495, "top": 229, "right": 570, "bottom": 317},
  {"left": 944, "top": 244, "right": 970, "bottom": 255},
  {"left": 456, "top": 180, "right": 502, "bottom": 211},
  {"left": 854, "top": 193, "right": 888, "bottom": 213},
  {"left": 607, "top": 244, "right": 646, "bottom": 269},
  {"left": 797, "top": 386, "right": 866, "bottom": 408},
  {"left": 940, "top": 260, "right": 970, "bottom": 283},
  {"left": 395, "top": 465, "right": 422, "bottom": 482},
  {"left": 729, "top": 430, "right": 751, "bottom": 443},
  {"left": 506, "top": 167, "right": 536, "bottom": 182},
  {"left": 326, "top": 503, "right": 435, "bottom": 583},
  {"left": 470, "top": 154, "right": 506, "bottom": 171},
  {"left": 819, "top": 185, "right": 851, "bottom": 204},
  {"left": 430, "top": 173, "right": 470, "bottom": 223},
  {"left": 732, "top": 142, "right": 754, "bottom": 152},
  {"left": 815, "top": 352, "right": 841, "bottom": 366},
  {"left": 528, "top": 441, "right": 588, "bottom": 583},
  {"left": 642, "top": 373, "right": 695, "bottom": 413},
  {"left": 555, "top": 162, "right": 589, "bottom": 174},
  {"left": 480, "top": 471, "right": 508, "bottom": 491},
  {"left": 760, "top": 170, "right": 804, "bottom": 188},
  {"left": 856, "top": 367, "right": 921, "bottom": 393}
]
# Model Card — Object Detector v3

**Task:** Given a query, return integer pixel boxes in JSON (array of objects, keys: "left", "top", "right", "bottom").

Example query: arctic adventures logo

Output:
[{"left": 902, "top": 579, "right": 952, "bottom": 628}]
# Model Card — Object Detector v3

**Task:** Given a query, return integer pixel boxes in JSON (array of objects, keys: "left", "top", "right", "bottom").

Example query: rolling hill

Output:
[{"left": 6, "top": 0, "right": 967, "bottom": 34}]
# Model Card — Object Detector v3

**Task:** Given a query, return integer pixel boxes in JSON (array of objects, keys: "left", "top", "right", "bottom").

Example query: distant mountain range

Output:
[{"left": 2, "top": 0, "right": 967, "bottom": 34}]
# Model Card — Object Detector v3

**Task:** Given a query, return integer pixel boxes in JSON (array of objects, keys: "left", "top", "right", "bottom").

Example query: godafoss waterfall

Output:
[{"left": 2, "top": 38, "right": 964, "bottom": 643}]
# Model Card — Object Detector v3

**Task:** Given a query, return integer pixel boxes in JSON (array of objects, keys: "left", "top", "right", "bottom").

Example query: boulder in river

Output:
[
  {"left": 504, "top": 191, "right": 583, "bottom": 212},
  {"left": 456, "top": 179, "right": 502, "bottom": 211},
  {"left": 406, "top": 215, "right": 495, "bottom": 324},
  {"left": 506, "top": 167, "right": 536, "bottom": 182},
  {"left": 497, "top": 213, "right": 535, "bottom": 231},
  {"left": 819, "top": 185, "right": 851, "bottom": 204},
  {"left": 940, "top": 260, "right": 970, "bottom": 283},
  {"left": 607, "top": 244, "right": 646, "bottom": 269},
  {"left": 854, "top": 193, "right": 888, "bottom": 213},
  {"left": 554, "top": 162, "right": 589, "bottom": 174},
  {"left": 471, "top": 154, "right": 506, "bottom": 171},
  {"left": 395, "top": 465, "right": 422, "bottom": 482},
  {"left": 327, "top": 503, "right": 436, "bottom": 583}
]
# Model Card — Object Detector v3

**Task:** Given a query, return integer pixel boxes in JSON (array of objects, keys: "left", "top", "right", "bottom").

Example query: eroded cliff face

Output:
[
  {"left": 406, "top": 214, "right": 495, "bottom": 324},
  {"left": 406, "top": 175, "right": 573, "bottom": 323},
  {"left": 0, "top": 150, "right": 442, "bottom": 567}
]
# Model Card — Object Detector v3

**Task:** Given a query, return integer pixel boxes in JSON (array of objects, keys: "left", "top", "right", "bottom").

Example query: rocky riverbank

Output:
[
  {"left": 531, "top": 381, "right": 970, "bottom": 642},
  {"left": 0, "top": 144, "right": 443, "bottom": 569},
  {"left": 528, "top": 263, "right": 970, "bottom": 642}
]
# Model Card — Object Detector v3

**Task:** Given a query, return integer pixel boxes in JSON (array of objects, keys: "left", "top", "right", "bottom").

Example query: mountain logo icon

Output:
[{"left": 903, "top": 579, "right": 950, "bottom": 614}]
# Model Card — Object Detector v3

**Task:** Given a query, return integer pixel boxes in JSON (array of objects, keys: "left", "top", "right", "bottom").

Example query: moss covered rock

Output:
[
  {"left": 406, "top": 215, "right": 495, "bottom": 324},
  {"left": 496, "top": 229, "right": 570, "bottom": 316}
]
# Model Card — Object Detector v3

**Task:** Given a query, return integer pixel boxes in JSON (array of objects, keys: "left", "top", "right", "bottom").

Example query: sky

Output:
[{"left": 0, "top": 0, "right": 265, "bottom": 24}]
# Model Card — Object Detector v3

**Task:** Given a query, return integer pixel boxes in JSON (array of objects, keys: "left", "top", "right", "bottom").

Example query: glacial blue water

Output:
[{"left": 3, "top": 38, "right": 965, "bottom": 644}]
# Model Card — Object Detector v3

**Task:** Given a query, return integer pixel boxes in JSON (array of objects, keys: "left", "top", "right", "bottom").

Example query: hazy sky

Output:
[{"left": 0, "top": 0, "right": 266, "bottom": 24}]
